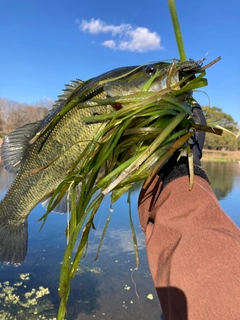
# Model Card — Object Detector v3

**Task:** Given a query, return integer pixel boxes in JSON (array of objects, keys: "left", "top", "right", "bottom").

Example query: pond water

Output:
[{"left": 0, "top": 162, "right": 239, "bottom": 320}]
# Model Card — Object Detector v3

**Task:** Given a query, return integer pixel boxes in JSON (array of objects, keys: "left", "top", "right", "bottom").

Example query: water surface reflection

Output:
[
  {"left": 0, "top": 162, "right": 239, "bottom": 319},
  {"left": 203, "top": 162, "right": 240, "bottom": 200},
  {"left": 202, "top": 162, "right": 240, "bottom": 226}
]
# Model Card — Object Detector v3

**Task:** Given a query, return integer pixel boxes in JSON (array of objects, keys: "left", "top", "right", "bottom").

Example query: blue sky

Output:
[{"left": 1, "top": 0, "right": 239, "bottom": 123}]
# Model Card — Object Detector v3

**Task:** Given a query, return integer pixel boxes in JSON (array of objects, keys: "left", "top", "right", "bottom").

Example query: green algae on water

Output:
[{"left": 0, "top": 274, "right": 56, "bottom": 320}]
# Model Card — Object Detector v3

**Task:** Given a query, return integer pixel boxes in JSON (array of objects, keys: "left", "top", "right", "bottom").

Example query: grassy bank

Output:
[{"left": 202, "top": 149, "right": 240, "bottom": 162}]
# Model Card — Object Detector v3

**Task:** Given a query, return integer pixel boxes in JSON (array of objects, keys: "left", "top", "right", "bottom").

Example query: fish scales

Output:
[
  {"left": 0, "top": 61, "right": 198, "bottom": 265},
  {"left": 1, "top": 105, "right": 112, "bottom": 221}
]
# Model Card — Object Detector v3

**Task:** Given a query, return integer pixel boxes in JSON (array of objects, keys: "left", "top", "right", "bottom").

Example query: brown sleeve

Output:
[{"left": 138, "top": 175, "right": 240, "bottom": 320}]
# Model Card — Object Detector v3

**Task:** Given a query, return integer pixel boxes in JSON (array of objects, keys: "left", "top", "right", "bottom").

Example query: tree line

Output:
[
  {"left": 0, "top": 97, "right": 54, "bottom": 136},
  {"left": 0, "top": 98, "right": 239, "bottom": 150},
  {"left": 204, "top": 106, "right": 240, "bottom": 151}
]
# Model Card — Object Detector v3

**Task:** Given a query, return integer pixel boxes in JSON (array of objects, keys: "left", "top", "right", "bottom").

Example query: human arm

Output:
[{"left": 138, "top": 105, "right": 240, "bottom": 320}]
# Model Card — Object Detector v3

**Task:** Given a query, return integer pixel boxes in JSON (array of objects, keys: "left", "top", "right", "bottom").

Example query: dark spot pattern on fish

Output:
[{"left": 0, "top": 60, "right": 200, "bottom": 265}]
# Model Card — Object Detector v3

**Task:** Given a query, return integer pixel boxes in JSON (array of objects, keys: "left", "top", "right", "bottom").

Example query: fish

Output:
[{"left": 0, "top": 60, "right": 200, "bottom": 266}]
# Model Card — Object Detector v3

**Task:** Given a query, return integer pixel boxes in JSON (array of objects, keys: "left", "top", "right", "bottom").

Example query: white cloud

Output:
[
  {"left": 119, "top": 27, "right": 161, "bottom": 53},
  {"left": 79, "top": 18, "right": 131, "bottom": 36},
  {"left": 77, "top": 18, "right": 162, "bottom": 53},
  {"left": 102, "top": 40, "right": 116, "bottom": 49}
]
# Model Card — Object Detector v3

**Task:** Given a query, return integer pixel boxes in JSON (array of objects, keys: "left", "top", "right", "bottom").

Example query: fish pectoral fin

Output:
[
  {"left": 0, "top": 219, "right": 28, "bottom": 266},
  {"left": 42, "top": 193, "right": 71, "bottom": 214},
  {"left": 1, "top": 120, "right": 43, "bottom": 174},
  {"left": 42, "top": 183, "right": 82, "bottom": 214}
]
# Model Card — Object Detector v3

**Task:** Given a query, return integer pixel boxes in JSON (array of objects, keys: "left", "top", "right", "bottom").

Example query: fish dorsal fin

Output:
[
  {"left": 34, "top": 79, "right": 85, "bottom": 137},
  {"left": 0, "top": 79, "right": 84, "bottom": 174},
  {"left": 1, "top": 120, "right": 42, "bottom": 174},
  {"left": 51, "top": 78, "right": 84, "bottom": 110}
]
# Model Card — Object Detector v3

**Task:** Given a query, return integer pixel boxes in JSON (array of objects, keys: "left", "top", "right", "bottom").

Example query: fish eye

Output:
[{"left": 146, "top": 65, "right": 157, "bottom": 76}]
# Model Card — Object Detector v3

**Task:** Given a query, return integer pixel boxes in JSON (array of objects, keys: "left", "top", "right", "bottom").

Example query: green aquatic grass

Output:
[
  {"left": 36, "top": 1, "right": 225, "bottom": 319},
  {"left": 36, "top": 59, "right": 223, "bottom": 320},
  {"left": 168, "top": 0, "right": 186, "bottom": 61}
]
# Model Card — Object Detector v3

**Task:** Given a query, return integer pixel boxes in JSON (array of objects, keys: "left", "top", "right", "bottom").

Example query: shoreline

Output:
[
  {"left": 201, "top": 149, "right": 240, "bottom": 162},
  {"left": 0, "top": 138, "right": 239, "bottom": 164}
]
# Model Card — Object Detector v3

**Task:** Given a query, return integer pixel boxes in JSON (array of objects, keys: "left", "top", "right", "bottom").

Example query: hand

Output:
[
  {"left": 158, "top": 103, "right": 209, "bottom": 188},
  {"left": 189, "top": 103, "right": 206, "bottom": 166}
]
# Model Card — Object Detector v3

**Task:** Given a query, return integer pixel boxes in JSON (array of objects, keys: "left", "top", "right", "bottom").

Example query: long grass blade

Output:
[
  {"left": 102, "top": 111, "right": 188, "bottom": 195},
  {"left": 127, "top": 190, "right": 139, "bottom": 268},
  {"left": 35, "top": 56, "right": 224, "bottom": 320}
]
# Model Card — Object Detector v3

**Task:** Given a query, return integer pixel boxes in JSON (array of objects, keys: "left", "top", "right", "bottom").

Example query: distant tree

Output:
[
  {"left": 34, "top": 98, "right": 55, "bottom": 110},
  {"left": 204, "top": 107, "right": 239, "bottom": 151},
  {"left": 0, "top": 98, "right": 8, "bottom": 134},
  {"left": 205, "top": 107, "right": 238, "bottom": 131},
  {"left": 0, "top": 98, "right": 50, "bottom": 134}
]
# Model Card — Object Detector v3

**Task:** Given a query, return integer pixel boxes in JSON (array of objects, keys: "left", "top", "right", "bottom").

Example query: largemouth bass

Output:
[{"left": 0, "top": 61, "right": 199, "bottom": 266}]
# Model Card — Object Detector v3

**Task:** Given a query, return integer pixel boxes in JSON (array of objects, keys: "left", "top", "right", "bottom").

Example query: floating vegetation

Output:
[
  {"left": 147, "top": 294, "right": 154, "bottom": 300},
  {"left": 124, "top": 285, "right": 131, "bottom": 291},
  {"left": 75, "top": 264, "right": 103, "bottom": 275},
  {"left": 0, "top": 274, "right": 56, "bottom": 320},
  {"left": 19, "top": 273, "right": 30, "bottom": 281}
]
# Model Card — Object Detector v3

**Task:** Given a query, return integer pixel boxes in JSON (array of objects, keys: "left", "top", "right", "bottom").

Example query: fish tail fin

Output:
[{"left": 0, "top": 217, "right": 28, "bottom": 266}]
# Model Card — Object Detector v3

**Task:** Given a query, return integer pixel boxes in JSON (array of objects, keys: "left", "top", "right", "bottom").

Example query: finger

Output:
[
  {"left": 190, "top": 103, "right": 206, "bottom": 164},
  {"left": 192, "top": 103, "right": 206, "bottom": 126}
]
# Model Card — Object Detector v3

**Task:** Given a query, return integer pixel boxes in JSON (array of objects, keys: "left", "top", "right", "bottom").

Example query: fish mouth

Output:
[{"left": 178, "top": 60, "right": 202, "bottom": 88}]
